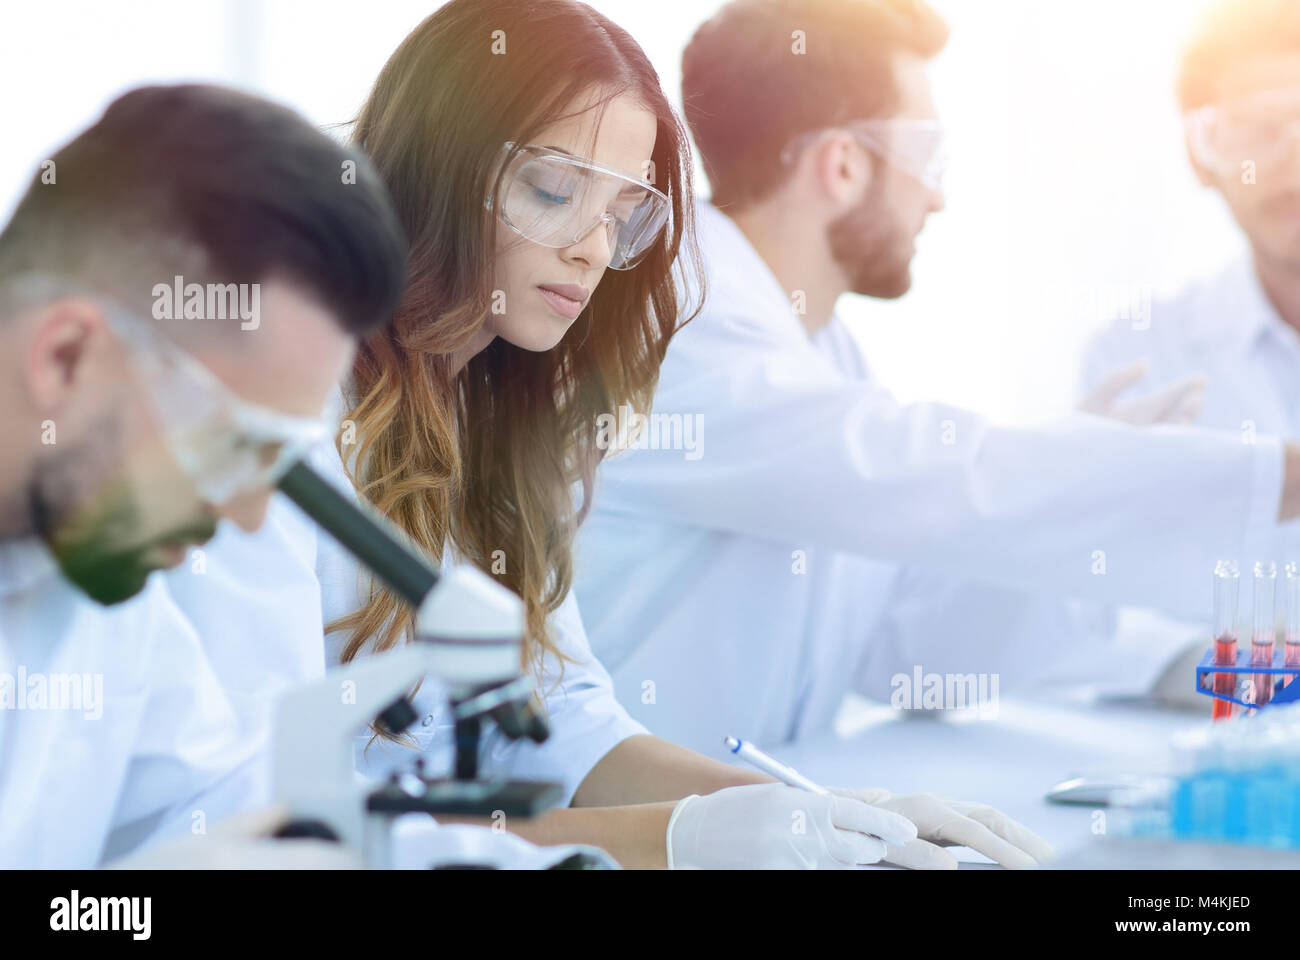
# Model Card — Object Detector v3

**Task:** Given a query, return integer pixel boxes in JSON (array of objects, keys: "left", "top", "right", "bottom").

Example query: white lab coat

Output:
[
  {"left": 572, "top": 202, "right": 1289, "bottom": 753},
  {"left": 1082, "top": 254, "right": 1300, "bottom": 475},
  {"left": 0, "top": 424, "right": 638, "bottom": 867},
  {"left": 0, "top": 538, "right": 262, "bottom": 867},
  {"left": 1080, "top": 252, "right": 1300, "bottom": 635},
  {"left": 163, "top": 494, "right": 325, "bottom": 743},
  {"left": 307, "top": 437, "right": 648, "bottom": 805}
]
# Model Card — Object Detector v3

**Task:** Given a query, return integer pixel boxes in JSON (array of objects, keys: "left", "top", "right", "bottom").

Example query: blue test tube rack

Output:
[{"left": 1195, "top": 647, "right": 1300, "bottom": 710}]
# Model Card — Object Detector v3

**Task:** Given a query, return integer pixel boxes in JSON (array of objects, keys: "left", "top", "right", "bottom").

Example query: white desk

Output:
[{"left": 761, "top": 698, "right": 1203, "bottom": 864}]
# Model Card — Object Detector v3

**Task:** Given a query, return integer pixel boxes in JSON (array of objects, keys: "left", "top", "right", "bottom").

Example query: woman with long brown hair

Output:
[
  {"left": 303, "top": 0, "right": 931, "bottom": 869},
  {"left": 311, "top": 0, "right": 1048, "bottom": 868}
]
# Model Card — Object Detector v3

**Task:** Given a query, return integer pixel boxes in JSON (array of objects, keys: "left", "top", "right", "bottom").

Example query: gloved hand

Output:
[
  {"left": 109, "top": 804, "right": 362, "bottom": 869},
  {"left": 666, "top": 782, "right": 917, "bottom": 869},
  {"left": 830, "top": 787, "right": 1055, "bottom": 870},
  {"left": 1078, "top": 360, "right": 1207, "bottom": 425}
]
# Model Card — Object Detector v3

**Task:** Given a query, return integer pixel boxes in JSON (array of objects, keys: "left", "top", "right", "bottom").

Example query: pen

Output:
[
  {"left": 724, "top": 736, "right": 891, "bottom": 845},
  {"left": 723, "top": 735, "right": 830, "bottom": 794}
]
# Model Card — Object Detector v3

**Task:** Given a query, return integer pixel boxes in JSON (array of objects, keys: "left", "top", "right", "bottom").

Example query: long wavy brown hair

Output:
[{"left": 331, "top": 0, "right": 703, "bottom": 691}]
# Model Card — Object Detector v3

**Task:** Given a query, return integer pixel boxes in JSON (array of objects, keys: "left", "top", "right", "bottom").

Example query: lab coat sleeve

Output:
[
  {"left": 849, "top": 570, "right": 1087, "bottom": 700},
  {"left": 104, "top": 501, "right": 328, "bottom": 861},
  {"left": 99, "top": 753, "right": 271, "bottom": 862},
  {"left": 855, "top": 570, "right": 1199, "bottom": 702},
  {"left": 477, "top": 590, "right": 650, "bottom": 806},
  {"left": 594, "top": 316, "right": 1284, "bottom": 621}
]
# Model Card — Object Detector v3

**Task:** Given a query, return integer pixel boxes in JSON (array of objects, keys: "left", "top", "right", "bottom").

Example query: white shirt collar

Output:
[
  {"left": 1199, "top": 255, "right": 1294, "bottom": 359},
  {"left": 695, "top": 201, "right": 868, "bottom": 378}
]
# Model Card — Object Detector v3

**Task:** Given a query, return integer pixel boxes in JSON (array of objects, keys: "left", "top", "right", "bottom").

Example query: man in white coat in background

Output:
[
  {"left": 573, "top": 0, "right": 1300, "bottom": 755},
  {"left": 0, "top": 83, "right": 409, "bottom": 868},
  {"left": 1080, "top": 0, "right": 1300, "bottom": 699}
]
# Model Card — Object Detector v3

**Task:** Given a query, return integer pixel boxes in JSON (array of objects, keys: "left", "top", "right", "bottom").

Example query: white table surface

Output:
[{"left": 754, "top": 698, "right": 1207, "bottom": 865}]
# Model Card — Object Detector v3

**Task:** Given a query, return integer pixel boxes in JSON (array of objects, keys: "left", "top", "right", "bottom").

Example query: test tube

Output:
[
  {"left": 1252, "top": 562, "right": 1277, "bottom": 708},
  {"left": 1285, "top": 562, "right": 1300, "bottom": 687},
  {"left": 1212, "top": 560, "right": 1239, "bottom": 721}
]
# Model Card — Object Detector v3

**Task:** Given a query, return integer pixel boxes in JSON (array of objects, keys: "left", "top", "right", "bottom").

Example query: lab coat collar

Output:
[
  {"left": 0, "top": 536, "right": 59, "bottom": 596},
  {"left": 696, "top": 200, "right": 812, "bottom": 344},
  {"left": 1196, "top": 254, "right": 1293, "bottom": 359}
]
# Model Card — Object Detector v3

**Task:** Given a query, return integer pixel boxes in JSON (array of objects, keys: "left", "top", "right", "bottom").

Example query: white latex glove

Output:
[
  {"left": 830, "top": 787, "right": 1055, "bottom": 870},
  {"left": 666, "top": 782, "right": 917, "bottom": 869},
  {"left": 1078, "top": 360, "right": 1207, "bottom": 425},
  {"left": 109, "top": 804, "right": 362, "bottom": 869}
]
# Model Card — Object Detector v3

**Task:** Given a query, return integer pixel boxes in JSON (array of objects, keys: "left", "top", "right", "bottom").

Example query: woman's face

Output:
[{"left": 487, "top": 90, "right": 659, "bottom": 352}]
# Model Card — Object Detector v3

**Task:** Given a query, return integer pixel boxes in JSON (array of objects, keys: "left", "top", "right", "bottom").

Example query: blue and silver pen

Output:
[
  {"left": 723, "top": 735, "right": 830, "bottom": 795},
  {"left": 725, "top": 736, "right": 893, "bottom": 843},
  {"left": 725, "top": 736, "right": 917, "bottom": 848}
]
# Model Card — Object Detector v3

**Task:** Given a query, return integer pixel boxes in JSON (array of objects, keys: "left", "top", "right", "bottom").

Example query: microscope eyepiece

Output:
[
  {"left": 484, "top": 697, "right": 550, "bottom": 744},
  {"left": 525, "top": 709, "right": 550, "bottom": 744},
  {"left": 376, "top": 696, "right": 420, "bottom": 736}
]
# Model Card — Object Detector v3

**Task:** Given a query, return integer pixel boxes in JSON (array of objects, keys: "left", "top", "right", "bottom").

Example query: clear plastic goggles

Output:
[
  {"left": 9, "top": 273, "right": 331, "bottom": 505},
  {"left": 485, "top": 142, "right": 671, "bottom": 270},
  {"left": 1186, "top": 87, "right": 1300, "bottom": 176},
  {"left": 101, "top": 304, "right": 330, "bottom": 504},
  {"left": 781, "top": 119, "right": 947, "bottom": 192}
]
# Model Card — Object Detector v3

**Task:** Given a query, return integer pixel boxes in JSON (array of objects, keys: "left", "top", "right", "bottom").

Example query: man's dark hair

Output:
[
  {"left": 1179, "top": 0, "right": 1300, "bottom": 111},
  {"left": 0, "top": 83, "right": 408, "bottom": 337},
  {"left": 682, "top": 0, "right": 948, "bottom": 210}
]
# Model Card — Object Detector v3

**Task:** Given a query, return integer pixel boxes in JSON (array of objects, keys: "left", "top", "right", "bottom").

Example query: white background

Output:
[{"left": 0, "top": 0, "right": 1246, "bottom": 420}]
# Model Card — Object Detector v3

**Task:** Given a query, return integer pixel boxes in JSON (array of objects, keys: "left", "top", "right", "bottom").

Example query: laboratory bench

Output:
[{"left": 763, "top": 697, "right": 1300, "bottom": 868}]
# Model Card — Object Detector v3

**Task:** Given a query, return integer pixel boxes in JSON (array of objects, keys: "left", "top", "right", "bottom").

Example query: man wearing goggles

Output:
[
  {"left": 1183, "top": 76, "right": 1300, "bottom": 270},
  {"left": 0, "top": 85, "right": 406, "bottom": 612},
  {"left": 1084, "top": 2, "right": 1300, "bottom": 459},
  {"left": 4, "top": 276, "right": 335, "bottom": 606},
  {"left": 780, "top": 117, "right": 947, "bottom": 194},
  {"left": 575, "top": 0, "right": 1300, "bottom": 847},
  {"left": 1080, "top": 0, "right": 1300, "bottom": 704},
  {"left": 0, "top": 84, "right": 406, "bottom": 867}
]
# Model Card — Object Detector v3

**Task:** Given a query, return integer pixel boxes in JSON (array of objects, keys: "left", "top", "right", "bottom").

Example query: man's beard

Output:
[
  {"left": 26, "top": 419, "right": 214, "bottom": 605},
  {"left": 827, "top": 182, "right": 915, "bottom": 300}
]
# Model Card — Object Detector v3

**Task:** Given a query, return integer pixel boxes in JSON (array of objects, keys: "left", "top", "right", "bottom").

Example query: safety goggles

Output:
[
  {"left": 485, "top": 142, "right": 671, "bottom": 270},
  {"left": 1185, "top": 87, "right": 1300, "bottom": 176},
  {"left": 101, "top": 304, "right": 330, "bottom": 504},
  {"left": 2, "top": 273, "right": 330, "bottom": 505},
  {"left": 781, "top": 119, "right": 947, "bottom": 192}
]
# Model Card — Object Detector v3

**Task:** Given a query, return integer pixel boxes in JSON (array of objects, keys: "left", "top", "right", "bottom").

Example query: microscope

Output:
[{"left": 271, "top": 460, "right": 569, "bottom": 867}]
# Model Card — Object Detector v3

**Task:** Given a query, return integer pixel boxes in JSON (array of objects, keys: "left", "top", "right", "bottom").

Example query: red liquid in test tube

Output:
[
  {"left": 1252, "top": 561, "right": 1277, "bottom": 709},
  {"left": 1212, "top": 560, "right": 1238, "bottom": 721},
  {"left": 1286, "top": 562, "right": 1300, "bottom": 687}
]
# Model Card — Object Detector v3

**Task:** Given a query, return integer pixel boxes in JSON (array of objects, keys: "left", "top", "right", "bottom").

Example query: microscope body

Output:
[{"left": 272, "top": 565, "right": 562, "bottom": 867}]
